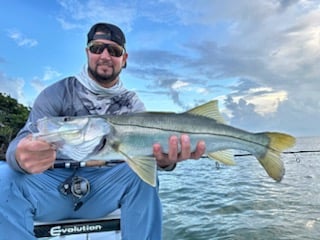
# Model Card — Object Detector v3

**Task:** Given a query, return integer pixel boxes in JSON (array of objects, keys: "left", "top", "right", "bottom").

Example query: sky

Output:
[{"left": 0, "top": 0, "right": 319, "bottom": 137}]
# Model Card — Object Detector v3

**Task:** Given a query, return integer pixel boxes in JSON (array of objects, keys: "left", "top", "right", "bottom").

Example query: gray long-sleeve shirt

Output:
[{"left": 6, "top": 76, "right": 145, "bottom": 172}]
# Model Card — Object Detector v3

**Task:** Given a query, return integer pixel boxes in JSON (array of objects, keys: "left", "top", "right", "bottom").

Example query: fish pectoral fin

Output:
[
  {"left": 207, "top": 150, "right": 236, "bottom": 165},
  {"left": 124, "top": 154, "right": 157, "bottom": 187}
]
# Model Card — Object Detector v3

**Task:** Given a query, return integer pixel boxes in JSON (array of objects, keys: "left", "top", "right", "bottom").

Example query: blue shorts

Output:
[{"left": 0, "top": 162, "right": 162, "bottom": 240}]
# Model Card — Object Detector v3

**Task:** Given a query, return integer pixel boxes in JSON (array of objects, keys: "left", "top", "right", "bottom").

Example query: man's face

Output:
[{"left": 86, "top": 36, "right": 127, "bottom": 87}]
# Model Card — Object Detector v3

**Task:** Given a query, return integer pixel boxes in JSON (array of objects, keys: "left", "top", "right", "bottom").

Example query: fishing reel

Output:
[{"left": 59, "top": 175, "right": 90, "bottom": 211}]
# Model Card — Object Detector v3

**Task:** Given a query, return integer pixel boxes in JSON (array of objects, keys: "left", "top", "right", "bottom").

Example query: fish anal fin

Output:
[
  {"left": 118, "top": 149, "right": 157, "bottom": 187},
  {"left": 208, "top": 150, "right": 236, "bottom": 165},
  {"left": 187, "top": 100, "right": 225, "bottom": 123}
]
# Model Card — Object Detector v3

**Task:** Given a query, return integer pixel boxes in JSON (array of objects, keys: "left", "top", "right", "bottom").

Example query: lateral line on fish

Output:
[{"left": 109, "top": 121, "right": 283, "bottom": 154}]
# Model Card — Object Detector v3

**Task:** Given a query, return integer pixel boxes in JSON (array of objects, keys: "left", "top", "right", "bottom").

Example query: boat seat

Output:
[{"left": 34, "top": 209, "right": 121, "bottom": 238}]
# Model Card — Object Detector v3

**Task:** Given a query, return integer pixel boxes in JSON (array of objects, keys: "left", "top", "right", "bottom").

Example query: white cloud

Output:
[
  {"left": 56, "top": 17, "right": 82, "bottom": 30},
  {"left": 43, "top": 67, "right": 62, "bottom": 81},
  {"left": 232, "top": 89, "right": 288, "bottom": 116},
  {"left": 0, "top": 66, "right": 62, "bottom": 107},
  {"left": 0, "top": 71, "right": 26, "bottom": 104},
  {"left": 171, "top": 80, "right": 189, "bottom": 90},
  {"left": 30, "top": 78, "right": 47, "bottom": 95},
  {"left": 56, "top": 0, "right": 136, "bottom": 31},
  {"left": 7, "top": 30, "right": 38, "bottom": 47},
  {"left": 31, "top": 67, "right": 62, "bottom": 94},
  {"left": 196, "top": 87, "right": 209, "bottom": 94}
]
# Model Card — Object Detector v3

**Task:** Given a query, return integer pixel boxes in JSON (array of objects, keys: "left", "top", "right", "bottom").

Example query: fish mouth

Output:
[{"left": 92, "top": 135, "right": 108, "bottom": 155}]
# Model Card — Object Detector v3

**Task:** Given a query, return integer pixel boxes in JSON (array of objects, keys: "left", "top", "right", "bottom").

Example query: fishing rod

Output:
[
  {"left": 53, "top": 159, "right": 125, "bottom": 168},
  {"left": 52, "top": 149, "right": 320, "bottom": 169},
  {"left": 235, "top": 150, "right": 320, "bottom": 157},
  {"left": 200, "top": 149, "right": 320, "bottom": 159},
  {"left": 201, "top": 150, "right": 320, "bottom": 167}
]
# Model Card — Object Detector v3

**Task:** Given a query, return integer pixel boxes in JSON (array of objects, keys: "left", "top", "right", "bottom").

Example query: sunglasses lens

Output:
[
  {"left": 89, "top": 44, "right": 104, "bottom": 54},
  {"left": 89, "top": 43, "right": 123, "bottom": 57},
  {"left": 107, "top": 45, "right": 123, "bottom": 57}
]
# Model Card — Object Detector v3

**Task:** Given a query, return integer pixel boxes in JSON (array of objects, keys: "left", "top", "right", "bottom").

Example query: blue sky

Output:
[{"left": 0, "top": 0, "right": 319, "bottom": 137}]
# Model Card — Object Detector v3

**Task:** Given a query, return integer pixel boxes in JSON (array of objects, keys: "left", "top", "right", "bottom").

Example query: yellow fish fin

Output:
[
  {"left": 118, "top": 150, "right": 157, "bottom": 187},
  {"left": 207, "top": 150, "right": 236, "bottom": 165},
  {"left": 186, "top": 100, "right": 225, "bottom": 123},
  {"left": 257, "top": 132, "right": 296, "bottom": 182}
]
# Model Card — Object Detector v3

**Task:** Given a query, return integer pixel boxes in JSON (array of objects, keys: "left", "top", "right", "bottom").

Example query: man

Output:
[{"left": 0, "top": 23, "right": 205, "bottom": 239}]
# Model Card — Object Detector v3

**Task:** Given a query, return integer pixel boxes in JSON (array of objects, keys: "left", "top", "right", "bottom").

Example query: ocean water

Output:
[
  {"left": 10, "top": 136, "right": 320, "bottom": 239},
  {"left": 159, "top": 136, "right": 320, "bottom": 240}
]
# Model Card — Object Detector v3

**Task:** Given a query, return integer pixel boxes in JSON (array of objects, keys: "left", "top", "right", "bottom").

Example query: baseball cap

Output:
[{"left": 87, "top": 23, "right": 126, "bottom": 49}]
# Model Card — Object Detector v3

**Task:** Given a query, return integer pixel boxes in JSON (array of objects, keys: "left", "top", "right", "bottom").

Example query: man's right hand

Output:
[{"left": 15, "top": 135, "right": 56, "bottom": 173}]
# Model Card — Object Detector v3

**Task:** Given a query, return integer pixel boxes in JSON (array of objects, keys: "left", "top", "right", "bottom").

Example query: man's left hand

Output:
[{"left": 153, "top": 134, "right": 206, "bottom": 169}]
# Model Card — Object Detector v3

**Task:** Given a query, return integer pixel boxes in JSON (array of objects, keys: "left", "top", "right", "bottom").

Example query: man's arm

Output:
[{"left": 6, "top": 81, "right": 67, "bottom": 173}]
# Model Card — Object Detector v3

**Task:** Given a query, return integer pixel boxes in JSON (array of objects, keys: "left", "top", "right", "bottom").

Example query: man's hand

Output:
[
  {"left": 15, "top": 135, "right": 56, "bottom": 173},
  {"left": 153, "top": 134, "right": 206, "bottom": 168}
]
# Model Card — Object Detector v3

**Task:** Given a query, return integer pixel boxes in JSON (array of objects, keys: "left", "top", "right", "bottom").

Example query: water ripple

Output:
[{"left": 159, "top": 137, "right": 320, "bottom": 240}]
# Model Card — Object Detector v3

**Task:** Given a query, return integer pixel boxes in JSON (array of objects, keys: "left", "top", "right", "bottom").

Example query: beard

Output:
[{"left": 88, "top": 63, "right": 122, "bottom": 85}]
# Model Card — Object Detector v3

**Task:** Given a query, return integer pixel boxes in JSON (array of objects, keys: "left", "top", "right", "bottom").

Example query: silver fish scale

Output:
[
  {"left": 102, "top": 113, "right": 272, "bottom": 157},
  {"left": 105, "top": 112, "right": 222, "bottom": 134}
]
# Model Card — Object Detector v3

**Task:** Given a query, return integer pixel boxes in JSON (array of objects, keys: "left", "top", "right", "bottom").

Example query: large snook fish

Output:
[{"left": 33, "top": 100, "right": 295, "bottom": 187}]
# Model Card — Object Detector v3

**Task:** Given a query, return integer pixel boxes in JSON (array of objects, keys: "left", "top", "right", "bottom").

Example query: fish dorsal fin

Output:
[
  {"left": 187, "top": 100, "right": 225, "bottom": 123},
  {"left": 207, "top": 150, "right": 236, "bottom": 165}
]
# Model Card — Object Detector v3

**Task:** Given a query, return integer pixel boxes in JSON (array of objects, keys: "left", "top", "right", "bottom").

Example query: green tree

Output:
[{"left": 0, "top": 92, "right": 30, "bottom": 159}]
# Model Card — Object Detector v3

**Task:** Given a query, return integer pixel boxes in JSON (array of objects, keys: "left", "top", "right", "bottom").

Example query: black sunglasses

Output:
[{"left": 88, "top": 42, "right": 125, "bottom": 57}]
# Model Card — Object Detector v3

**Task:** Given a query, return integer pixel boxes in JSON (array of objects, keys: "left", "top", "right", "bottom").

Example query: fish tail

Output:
[{"left": 256, "top": 132, "right": 296, "bottom": 182}]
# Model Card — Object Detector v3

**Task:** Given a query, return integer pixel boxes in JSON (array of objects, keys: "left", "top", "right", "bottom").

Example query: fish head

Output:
[
  {"left": 36, "top": 116, "right": 110, "bottom": 140},
  {"left": 35, "top": 116, "right": 113, "bottom": 161},
  {"left": 36, "top": 116, "right": 89, "bottom": 132}
]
